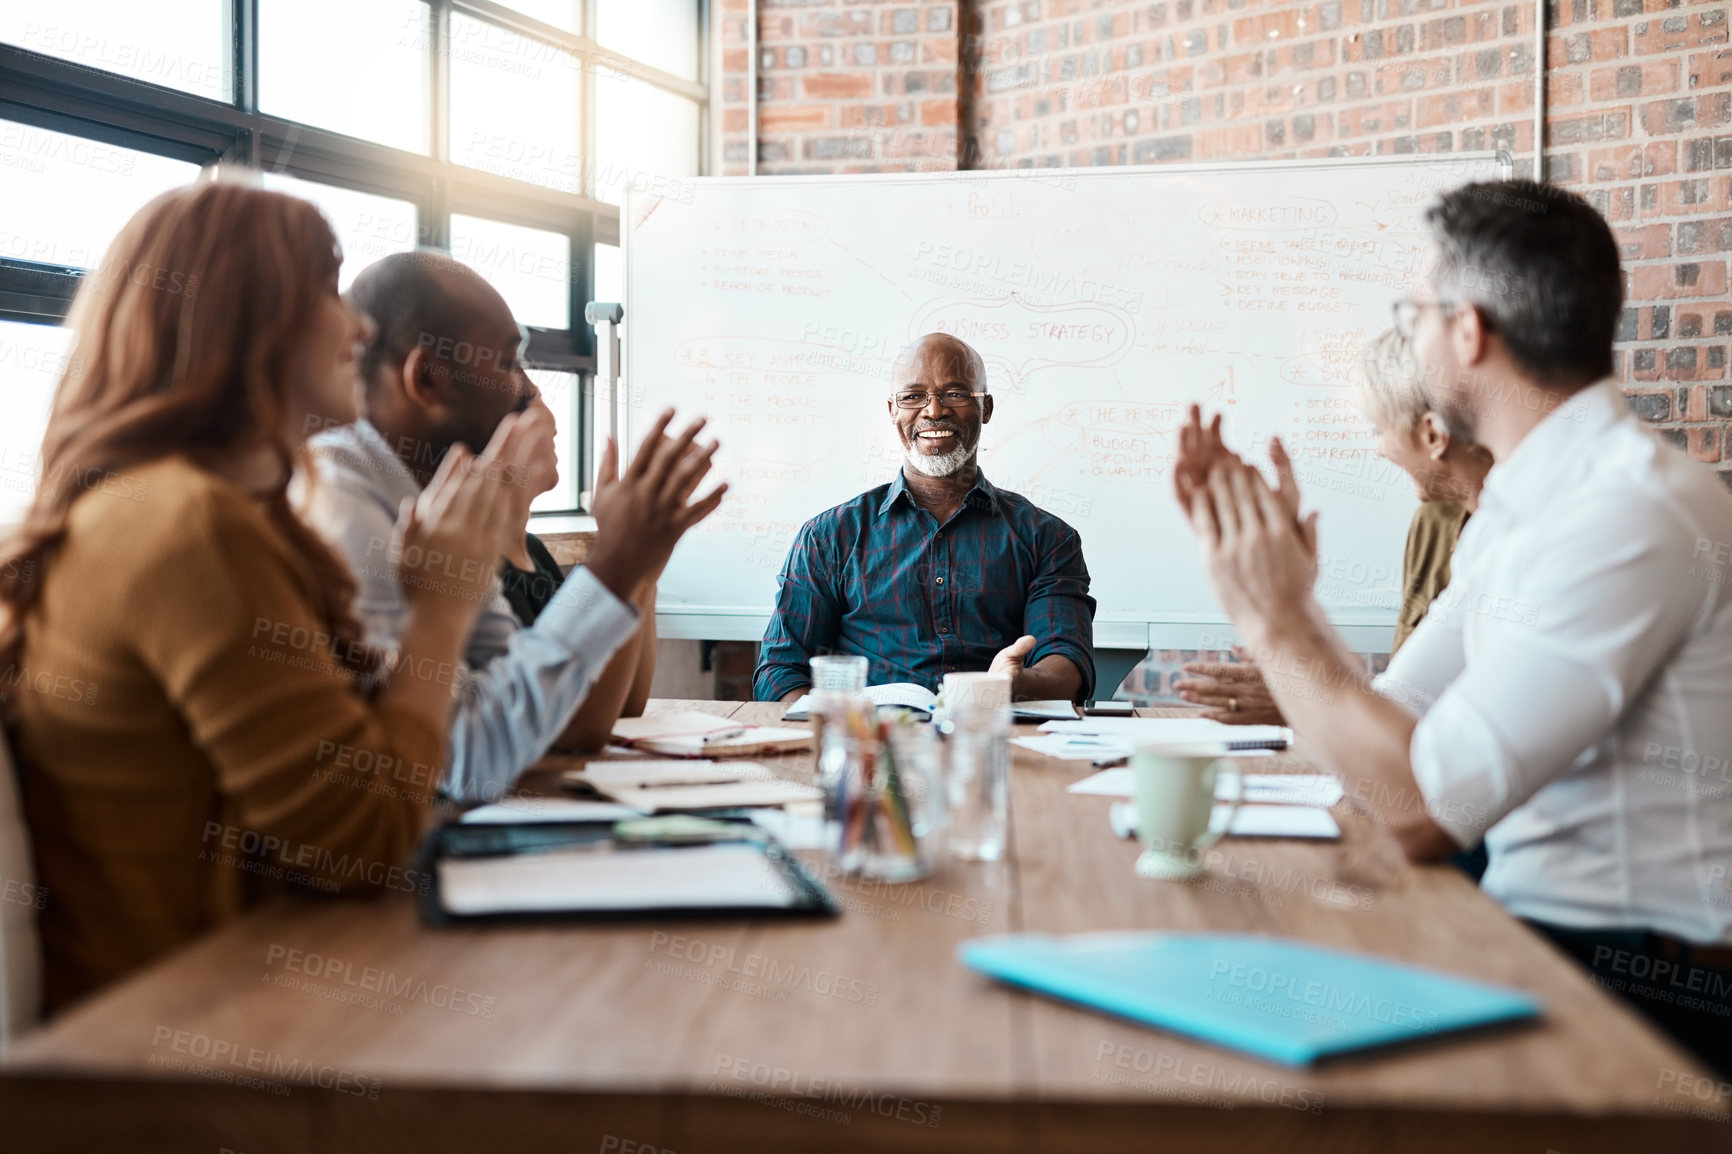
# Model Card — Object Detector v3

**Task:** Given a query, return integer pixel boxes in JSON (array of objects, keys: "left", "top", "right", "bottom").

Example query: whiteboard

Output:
[{"left": 624, "top": 153, "right": 1509, "bottom": 649}]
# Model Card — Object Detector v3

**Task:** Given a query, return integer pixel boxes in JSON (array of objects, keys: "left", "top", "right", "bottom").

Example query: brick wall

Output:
[
  {"left": 715, "top": 0, "right": 1730, "bottom": 699},
  {"left": 718, "top": 0, "right": 964, "bottom": 174}
]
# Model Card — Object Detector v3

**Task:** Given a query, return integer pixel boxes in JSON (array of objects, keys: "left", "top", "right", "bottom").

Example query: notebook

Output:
[
  {"left": 1010, "top": 700, "right": 1082, "bottom": 722},
  {"left": 422, "top": 822, "right": 837, "bottom": 923},
  {"left": 619, "top": 726, "right": 815, "bottom": 759},
  {"left": 959, "top": 932, "right": 1541, "bottom": 1066},
  {"left": 562, "top": 760, "right": 822, "bottom": 811},
  {"left": 782, "top": 682, "right": 937, "bottom": 721},
  {"left": 1039, "top": 718, "right": 1291, "bottom": 751},
  {"left": 611, "top": 711, "right": 747, "bottom": 744}
]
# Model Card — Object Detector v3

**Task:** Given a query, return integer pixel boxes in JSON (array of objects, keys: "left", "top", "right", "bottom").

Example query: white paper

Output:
[
  {"left": 1219, "top": 804, "right": 1340, "bottom": 839},
  {"left": 611, "top": 711, "right": 745, "bottom": 743},
  {"left": 571, "top": 760, "right": 772, "bottom": 791},
  {"left": 1240, "top": 774, "right": 1343, "bottom": 807},
  {"left": 459, "top": 798, "right": 647, "bottom": 824},
  {"left": 744, "top": 805, "right": 828, "bottom": 850},
  {"left": 784, "top": 683, "right": 937, "bottom": 720},
  {"left": 1015, "top": 735, "right": 1128, "bottom": 762},
  {"left": 1062, "top": 755, "right": 1272, "bottom": 794},
  {"left": 1068, "top": 767, "right": 1136, "bottom": 794},
  {"left": 1039, "top": 718, "right": 1291, "bottom": 749},
  {"left": 608, "top": 779, "right": 822, "bottom": 812},
  {"left": 632, "top": 726, "right": 814, "bottom": 759},
  {"left": 1108, "top": 801, "right": 1341, "bottom": 840},
  {"left": 1010, "top": 700, "right": 1082, "bottom": 721},
  {"left": 438, "top": 842, "right": 799, "bottom": 915}
]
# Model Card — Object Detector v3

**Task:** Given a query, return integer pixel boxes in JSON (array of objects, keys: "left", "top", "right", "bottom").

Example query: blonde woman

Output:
[{"left": 1175, "top": 328, "right": 1492, "bottom": 723}]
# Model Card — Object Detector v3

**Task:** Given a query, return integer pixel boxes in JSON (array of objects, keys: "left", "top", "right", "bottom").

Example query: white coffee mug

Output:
[
  {"left": 942, "top": 671, "right": 1011, "bottom": 711},
  {"left": 1130, "top": 742, "right": 1242, "bottom": 880}
]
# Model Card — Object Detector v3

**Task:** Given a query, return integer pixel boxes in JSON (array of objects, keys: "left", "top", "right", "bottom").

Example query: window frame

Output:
[{"left": 0, "top": 0, "right": 708, "bottom": 514}]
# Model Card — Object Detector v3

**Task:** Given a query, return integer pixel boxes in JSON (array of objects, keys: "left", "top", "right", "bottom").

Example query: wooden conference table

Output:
[{"left": 5, "top": 700, "right": 1729, "bottom": 1152}]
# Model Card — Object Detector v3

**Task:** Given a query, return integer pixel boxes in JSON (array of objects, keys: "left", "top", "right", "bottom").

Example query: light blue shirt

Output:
[{"left": 301, "top": 421, "right": 636, "bottom": 802}]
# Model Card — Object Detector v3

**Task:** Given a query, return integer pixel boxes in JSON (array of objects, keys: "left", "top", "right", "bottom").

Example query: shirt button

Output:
[
  {"left": 936, "top": 576, "right": 944, "bottom": 585},
  {"left": 936, "top": 531, "right": 943, "bottom": 539}
]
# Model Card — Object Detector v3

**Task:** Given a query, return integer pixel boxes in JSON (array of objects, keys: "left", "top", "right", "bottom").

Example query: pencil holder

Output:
[{"left": 815, "top": 696, "right": 944, "bottom": 883}]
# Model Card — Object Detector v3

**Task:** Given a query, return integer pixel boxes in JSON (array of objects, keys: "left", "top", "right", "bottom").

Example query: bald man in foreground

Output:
[{"left": 755, "top": 333, "right": 1096, "bottom": 703}]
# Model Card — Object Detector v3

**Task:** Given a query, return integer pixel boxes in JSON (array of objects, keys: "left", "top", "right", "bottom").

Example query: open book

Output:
[{"left": 782, "top": 683, "right": 938, "bottom": 721}]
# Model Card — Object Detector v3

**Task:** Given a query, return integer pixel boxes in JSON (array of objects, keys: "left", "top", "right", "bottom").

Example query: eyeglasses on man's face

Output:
[
  {"left": 1391, "top": 297, "right": 1457, "bottom": 340},
  {"left": 891, "top": 388, "right": 986, "bottom": 410}
]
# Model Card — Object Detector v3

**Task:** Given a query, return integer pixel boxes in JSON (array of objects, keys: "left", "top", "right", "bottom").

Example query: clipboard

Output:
[{"left": 419, "top": 820, "right": 839, "bottom": 926}]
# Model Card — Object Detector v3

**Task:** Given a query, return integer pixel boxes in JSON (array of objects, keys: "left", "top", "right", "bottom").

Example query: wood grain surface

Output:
[{"left": 5, "top": 701, "right": 1727, "bottom": 1152}]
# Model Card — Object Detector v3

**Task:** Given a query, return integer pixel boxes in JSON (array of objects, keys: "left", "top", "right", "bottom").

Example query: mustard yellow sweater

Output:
[{"left": 8, "top": 458, "right": 446, "bottom": 1011}]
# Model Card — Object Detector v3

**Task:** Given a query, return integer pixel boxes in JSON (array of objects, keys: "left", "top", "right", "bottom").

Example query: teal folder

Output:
[{"left": 959, "top": 932, "right": 1542, "bottom": 1066}]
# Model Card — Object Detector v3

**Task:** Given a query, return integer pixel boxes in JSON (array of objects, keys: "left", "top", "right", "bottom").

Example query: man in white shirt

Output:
[
  {"left": 1175, "top": 178, "right": 1732, "bottom": 1075},
  {"left": 302, "top": 252, "right": 725, "bottom": 803}
]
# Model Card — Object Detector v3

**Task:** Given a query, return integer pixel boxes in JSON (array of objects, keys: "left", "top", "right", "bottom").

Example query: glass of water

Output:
[
  {"left": 944, "top": 704, "right": 1010, "bottom": 862},
  {"left": 810, "top": 654, "right": 868, "bottom": 695}
]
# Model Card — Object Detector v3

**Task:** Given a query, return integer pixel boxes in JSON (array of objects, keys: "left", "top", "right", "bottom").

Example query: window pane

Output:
[
  {"left": 0, "top": 322, "right": 71, "bottom": 525},
  {"left": 593, "top": 81, "right": 699, "bottom": 206},
  {"left": 0, "top": 0, "right": 229, "bottom": 101},
  {"left": 260, "top": 0, "right": 429, "bottom": 154},
  {"left": 528, "top": 369, "right": 579, "bottom": 513},
  {"left": 597, "top": 0, "right": 700, "bottom": 81},
  {"left": 0, "top": 120, "right": 200, "bottom": 270},
  {"left": 449, "top": 13, "right": 581, "bottom": 195},
  {"left": 449, "top": 215, "right": 570, "bottom": 330},
  {"left": 499, "top": 1, "right": 580, "bottom": 33},
  {"left": 259, "top": 172, "right": 418, "bottom": 290}
]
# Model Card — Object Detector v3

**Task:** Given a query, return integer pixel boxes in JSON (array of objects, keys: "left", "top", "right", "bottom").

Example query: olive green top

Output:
[{"left": 1393, "top": 500, "right": 1472, "bottom": 654}]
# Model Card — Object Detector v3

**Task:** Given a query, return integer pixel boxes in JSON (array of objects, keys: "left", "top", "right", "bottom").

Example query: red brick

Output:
[
  {"left": 802, "top": 72, "right": 875, "bottom": 99},
  {"left": 1416, "top": 87, "right": 1496, "bottom": 127},
  {"left": 1588, "top": 60, "right": 1681, "bottom": 100},
  {"left": 1583, "top": 141, "right": 1677, "bottom": 182},
  {"left": 1633, "top": 11, "right": 1730, "bottom": 56},
  {"left": 1630, "top": 261, "right": 1729, "bottom": 300},
  {"left": 1616, "top": 223, "right": 1673, "bottom": 260},
  {"left": 1688, "top": 426, "right": 1721, "bottom": 463},
  {"left": 919, "top": 98, "right": 954, "bottom": 127},
  {"left": 760, "top": 103, "right": 833, "bottom": 132}
]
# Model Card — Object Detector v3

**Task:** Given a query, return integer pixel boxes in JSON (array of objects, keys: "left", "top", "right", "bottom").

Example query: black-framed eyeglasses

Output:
[
  {"left": 1391, "top": 297, "right": 1456, "bottom": 340},
  {"left": 891, "top": 388, "right": 987, "bottom": 410}
]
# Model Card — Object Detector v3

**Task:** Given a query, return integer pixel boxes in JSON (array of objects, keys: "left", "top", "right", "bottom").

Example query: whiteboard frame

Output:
[{"left": 627, "top": 151, "right": 1514, "bottom": 654}]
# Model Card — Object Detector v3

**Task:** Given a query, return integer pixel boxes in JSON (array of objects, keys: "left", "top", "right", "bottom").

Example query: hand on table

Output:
[
  {"left": 1174, "top": 650, "right": 1287, "bottom": 726},
  {"left": 989, "top": 635, "right": 1037, "bottom": 684}
]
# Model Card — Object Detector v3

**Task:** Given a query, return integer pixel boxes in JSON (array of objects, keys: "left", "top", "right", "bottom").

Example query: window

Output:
[
  {"left": 0, "top": 321, "right": 73, "bottom": 524},
  {"left": 529, "top": 369, "right": 580, "bottom": 513},
  {"left": 1, "top": 119, "right": 202, "bottom": 271},
  {"left": 258, "top": 0, "right": 430, "bottom": 154},
  {"left": 260, "top": 173, "right": 419, "bottom": 290},
  {"left": 0, "top": 0, "right": 708, "bottom": 518},
  {"left": 448, "top": 12, "right": 581, "bottom": 195},
  {"left": 597, "top": 0, "right": 701, "bottom": 82},
  {"left": 450, "top": 214, "right": 570, "bottom": 330},
  {"left": 594, "top": 78, "right": 700, "bottom": 205},
  {"left": 0, "top": 0, "right": 230, "bottom": 102}
]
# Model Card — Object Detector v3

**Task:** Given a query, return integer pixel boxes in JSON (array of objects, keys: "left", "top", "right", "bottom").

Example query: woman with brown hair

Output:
[{"left": 0, "top": 176, "right": 536, "bottom": 1012}]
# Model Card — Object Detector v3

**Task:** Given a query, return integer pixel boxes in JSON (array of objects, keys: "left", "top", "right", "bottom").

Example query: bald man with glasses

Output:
[{"left": 754, "top": 332, "right": 1097, "bottom": 704}]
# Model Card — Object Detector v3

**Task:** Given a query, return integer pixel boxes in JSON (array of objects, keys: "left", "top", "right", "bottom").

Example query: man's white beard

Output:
[{"left": 904, "top": 442, "right": 973, "bottom": 477}]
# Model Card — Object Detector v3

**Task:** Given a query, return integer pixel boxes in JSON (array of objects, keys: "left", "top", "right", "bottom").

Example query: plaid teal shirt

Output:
[{"left": 754, "top": 470, "right": 1096, "bottom": 701}]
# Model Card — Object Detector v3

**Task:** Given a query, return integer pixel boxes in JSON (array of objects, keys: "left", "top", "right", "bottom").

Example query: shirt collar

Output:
[
  {"left": 1477, "top": 377, "right": 1626, "bottom": 520},
  {"left": 877, "top": 467, "right": 1000, "bottom": 517}
]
